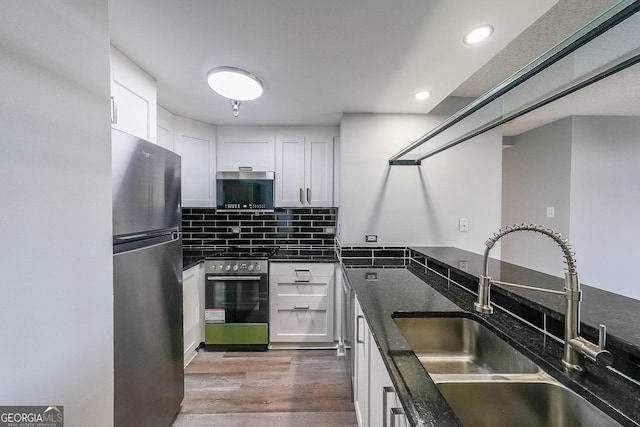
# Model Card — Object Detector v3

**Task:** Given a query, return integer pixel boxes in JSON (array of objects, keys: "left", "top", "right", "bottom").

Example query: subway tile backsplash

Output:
[
  {"left": 181, "top": 207, "right": 337, "bottom": 248},
  {"left": 339, "top": 245, "right": 408, "bottom": 267}
]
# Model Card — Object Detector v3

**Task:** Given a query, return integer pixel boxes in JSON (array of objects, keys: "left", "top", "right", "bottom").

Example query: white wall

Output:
[
  {"left": 338, "top": 113, "right": 502, "bottom": 253},
  {"left": 501, "top": 117, "right": 572, "bottom": 275},
  {"left": 0, "top": 1, "right": 113, "bottom": 425},
  {"left": 501, "top": 116, "right": 640, "bottom": 300},
  {"left": 570, "top": 116, "right": 640, "bottom": 300}
]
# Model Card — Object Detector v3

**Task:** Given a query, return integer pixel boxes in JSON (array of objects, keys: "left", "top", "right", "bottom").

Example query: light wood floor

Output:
[{"left": 173, "top": 349, "right": 358, "bottom": 427}]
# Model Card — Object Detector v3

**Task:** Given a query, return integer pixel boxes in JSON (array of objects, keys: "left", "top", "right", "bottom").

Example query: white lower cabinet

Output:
[
  {"left": 183, "top": 263, "right": 203, "bottom": 366},
  {"left": 269, "top": 262, "right": 335, "bottom": 345},
  {"left": 354, "top": 296, "right": 409, "bottom": 427},
  {"left": 354, "top": 298, "right": 370, "bottom": 426}
]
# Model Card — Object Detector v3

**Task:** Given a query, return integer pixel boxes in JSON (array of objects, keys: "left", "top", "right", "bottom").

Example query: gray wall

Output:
[
  {"left": 502, "top": 117, "right": 572, "bottom": 276},
  {"left": 0, "top": 1, "right": 113, "bottom": 425},
  {"left": 570, "top": 116, "right": 640, "bottom": 299},
  {"left": 502, "top": 116, "right": 640, "bottom": 300}
]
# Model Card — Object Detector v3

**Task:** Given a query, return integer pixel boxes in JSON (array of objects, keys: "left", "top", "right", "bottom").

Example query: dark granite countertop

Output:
[
  {"left": 270, "top": 246, "right": 337, "bottom": 263},
  {"left": 410, "top": 247, "right": 640, "bottom": 358},
  {"left": 345, "top": 266, "right": 640, "bottom": 427},
  {"left": 183, "top": 246, "right": 337, "bottom": 270}
]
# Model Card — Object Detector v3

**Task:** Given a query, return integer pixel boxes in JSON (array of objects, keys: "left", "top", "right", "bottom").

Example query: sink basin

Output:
[
  {"left": 393, "top": 316, "right": 540, "bottom": 375},
  {"left": 436, "top": 381, "right": 621, "bottom": 427}
]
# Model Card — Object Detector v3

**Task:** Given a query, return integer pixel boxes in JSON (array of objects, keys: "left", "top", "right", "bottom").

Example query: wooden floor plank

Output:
[{"left": 174, "top": 348, "right": 357, "bottom": 426}]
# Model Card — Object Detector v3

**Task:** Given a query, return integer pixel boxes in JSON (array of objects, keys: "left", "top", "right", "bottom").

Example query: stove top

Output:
[{"left": 204, "top": 246, "right": 279, "bottom": 260}]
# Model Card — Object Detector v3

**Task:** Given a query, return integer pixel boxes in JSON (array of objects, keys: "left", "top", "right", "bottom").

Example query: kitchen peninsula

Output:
[{"left": 345, "top": 247, "right": 640, "bottom": 426}]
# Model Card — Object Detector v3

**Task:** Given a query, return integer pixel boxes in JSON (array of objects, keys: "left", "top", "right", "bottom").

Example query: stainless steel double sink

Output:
[{"left": 393, "top": 316, "right": 621, "bottom": 427}]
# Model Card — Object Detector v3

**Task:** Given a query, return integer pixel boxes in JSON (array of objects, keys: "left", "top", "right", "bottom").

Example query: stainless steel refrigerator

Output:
[{"left": 112, "top": 129, "right": 183, "bottom": 427}]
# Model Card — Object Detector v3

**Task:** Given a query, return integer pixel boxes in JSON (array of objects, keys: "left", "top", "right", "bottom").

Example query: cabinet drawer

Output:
[
  {"left": 270, "top": 277, "right": 331, "bottom": 299},
  {"left": 269, "top": 262, "right": 335, "bottom": 278},
  {"left": 270, "top": 302, "right": 334, "bottom": 343}
]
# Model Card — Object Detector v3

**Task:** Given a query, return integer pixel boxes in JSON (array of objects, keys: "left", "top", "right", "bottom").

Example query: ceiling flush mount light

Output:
[
  {"left": 463, "top": 25, "right": 494, "bottom": 45},
  {"left": 414, "top": 90, "right": 431, "bottom": 101},
  {"left": 206, "top": 66, "right": 263, "bottom": 101}
]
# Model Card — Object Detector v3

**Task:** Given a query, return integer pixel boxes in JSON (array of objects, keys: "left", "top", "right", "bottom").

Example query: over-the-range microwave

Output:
[{"left": 216, "top": 170, "right": 274, "bottom": 212}]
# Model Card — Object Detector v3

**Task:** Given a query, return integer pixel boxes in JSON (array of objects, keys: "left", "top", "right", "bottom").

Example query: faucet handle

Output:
[{"left": 598, "top": 324, "right": 607, "bottom": 351}]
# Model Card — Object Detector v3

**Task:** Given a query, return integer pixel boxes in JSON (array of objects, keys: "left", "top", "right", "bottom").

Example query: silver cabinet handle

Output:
[
  {"left": 383, "top": 386, "right": 395, "bottom": 427},
  {"left": 390, "top": 407, "right": 406, "bottom": 427},
  {"left": 306, "top": 188, "right": 311, "bottom": 203},
  {"left": 293, "top": 305, "right": 310, "bottom": 310},
  {"left": 294, "top": 269, "right": 311, "bottom": 282},
  {"left": 111, "top": 96, "right": 118, "bottom": 124},
  {"left": 356, "top": 315, "right": 365, "bottom": 344},
  {"left": 299, "top": 188, "right": 304, "bottom": 205}
]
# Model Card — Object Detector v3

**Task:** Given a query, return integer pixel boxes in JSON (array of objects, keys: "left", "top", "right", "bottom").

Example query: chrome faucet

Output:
[{"left": 474, "top": 223, "right": 613, "bottom": 371}]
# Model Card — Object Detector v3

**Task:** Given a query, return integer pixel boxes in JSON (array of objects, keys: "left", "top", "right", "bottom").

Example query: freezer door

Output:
[
  {"left": 112, "top": 129, "right": 181, "bottom": 236},
  {"left": 113, "top": 238, "right": 184, "bottom": 427}
]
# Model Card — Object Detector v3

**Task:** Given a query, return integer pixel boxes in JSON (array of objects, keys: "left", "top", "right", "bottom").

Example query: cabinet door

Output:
[
  {"left": 183, "top": 264, "right": 201, "bottom": 366},
  {"left": 354, "top": 298, "right": 369, "bottom": 427},
  {"left": 156, "top": 105, "right": 174, "bottom": 152},
  {"left": 305, "top": 136, "right": 334, "bottom": 207},
  {"left": 174, "top": 117, "right": 217, "bottom": 207},
  {"left": 275, "top": 136, "right": 305, "bottom": 207},
  {"left": 110, "top": 47, "right": 157, "bottom": 142},
  {"left": 217, "top": 127, "right": 275, "bottom": 171}
]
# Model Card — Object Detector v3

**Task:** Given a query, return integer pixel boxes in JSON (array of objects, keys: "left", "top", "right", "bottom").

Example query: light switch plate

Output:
[
  {"left": 459, "top": 219, "right": 469, "bottom": 232},
  {"left": 546, "top": 207, "right": 555, "bottom": 218}
]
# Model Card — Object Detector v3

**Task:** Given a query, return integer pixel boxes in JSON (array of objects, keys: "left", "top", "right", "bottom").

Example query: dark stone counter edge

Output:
[
  {"left": 345, "top": 267, "right": 640, "bottom": 427},
  {"left": 183, "top": 254, "right": 338, "bottom": 271}
]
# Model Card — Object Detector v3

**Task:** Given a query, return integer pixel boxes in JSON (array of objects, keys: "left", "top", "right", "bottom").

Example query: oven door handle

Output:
[{"left": 207, "top": 276, "right": 261, "bottom": 281}]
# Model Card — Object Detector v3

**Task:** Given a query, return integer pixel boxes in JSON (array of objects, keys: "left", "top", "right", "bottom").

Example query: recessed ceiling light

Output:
[
  {"left": 463, "top": 25, "right": 494, "bottom": 45},
  {"left": 414, "top": 90, "right": 431, "bottom": 100},
  {"left": 206, "top": 66, "right": 263, "bottom": 101}
]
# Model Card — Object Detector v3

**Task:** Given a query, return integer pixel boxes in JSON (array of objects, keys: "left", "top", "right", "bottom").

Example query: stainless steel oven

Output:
[{"left": 204, "top": 259, "right": 269, "bottom": 350}]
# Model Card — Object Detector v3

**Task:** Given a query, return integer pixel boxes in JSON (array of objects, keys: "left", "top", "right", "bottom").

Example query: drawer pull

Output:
[
  {"left": 356, "top": 315, "right": 365, "bottom": 344},
  {"left": 295, "top": 269, "right": 311, "bottom": 282},
  {"left": 383, "top": 386, "right": 395, "bottom": 427},
  {"left": 390, "top": 407, "right": 405, "bottom": 427},
  {"left": 294, "top": 305, "right": 310, "bottom": 310}
]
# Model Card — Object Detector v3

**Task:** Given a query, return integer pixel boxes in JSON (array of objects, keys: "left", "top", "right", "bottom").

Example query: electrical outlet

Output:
[
  {"left": 365, "top": 234, "right": 377, "bottom": 242},
  {"left": 365, "top": 272, "right": 378, "bottom": 281},
  {"left": 324, "top": 226, "right": 336, "bottom": 235},
  {"left": 459, "top": 219, "right": 469, "bottom": 232},
  {"left": 546, "top": 206, "right": 555, "bottom": 218},
  {"left": 231, "top": 227, "right": 241, "bottom": 234}
]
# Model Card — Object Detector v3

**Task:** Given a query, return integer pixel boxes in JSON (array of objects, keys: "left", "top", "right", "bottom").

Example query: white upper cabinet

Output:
[
  {"left": 110, "top": 47, "right": 157, "bottom": 142},
  {"left": 156, "top": 105, "right": 174, "bottom": 151},
  {"left": 216, "top": 127, "right": 275, "bottom": 171},
  {"left": 275, "top": 135, "right": 306, "bottom": 206},
  {"left": 276, "top": 132, "right": 335, "bottom": 207},
  {"left": 173, "top": 116, "right": 217, "bottom": 207}
]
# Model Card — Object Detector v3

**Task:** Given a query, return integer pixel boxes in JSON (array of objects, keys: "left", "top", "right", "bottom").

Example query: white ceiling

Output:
[{"left": 108, "top": 0, "right": 559, "bottom": 126}]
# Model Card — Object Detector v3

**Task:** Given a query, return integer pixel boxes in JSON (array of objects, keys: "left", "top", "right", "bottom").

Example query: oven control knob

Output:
[
  {"left": 217, "top": 265, "right": 223, "bottom": 271},
  {"left": 247, "top": 264, "right": 254, "bottom": 272},
  {"left": 225, "top": 265, "right": 231, "bottom": 271},
  {"left": 232, "top": 265, "right": 239, "bottom": 272},
  {"left": 256, "top": 264, "right": 261, "bottom": 271}
]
